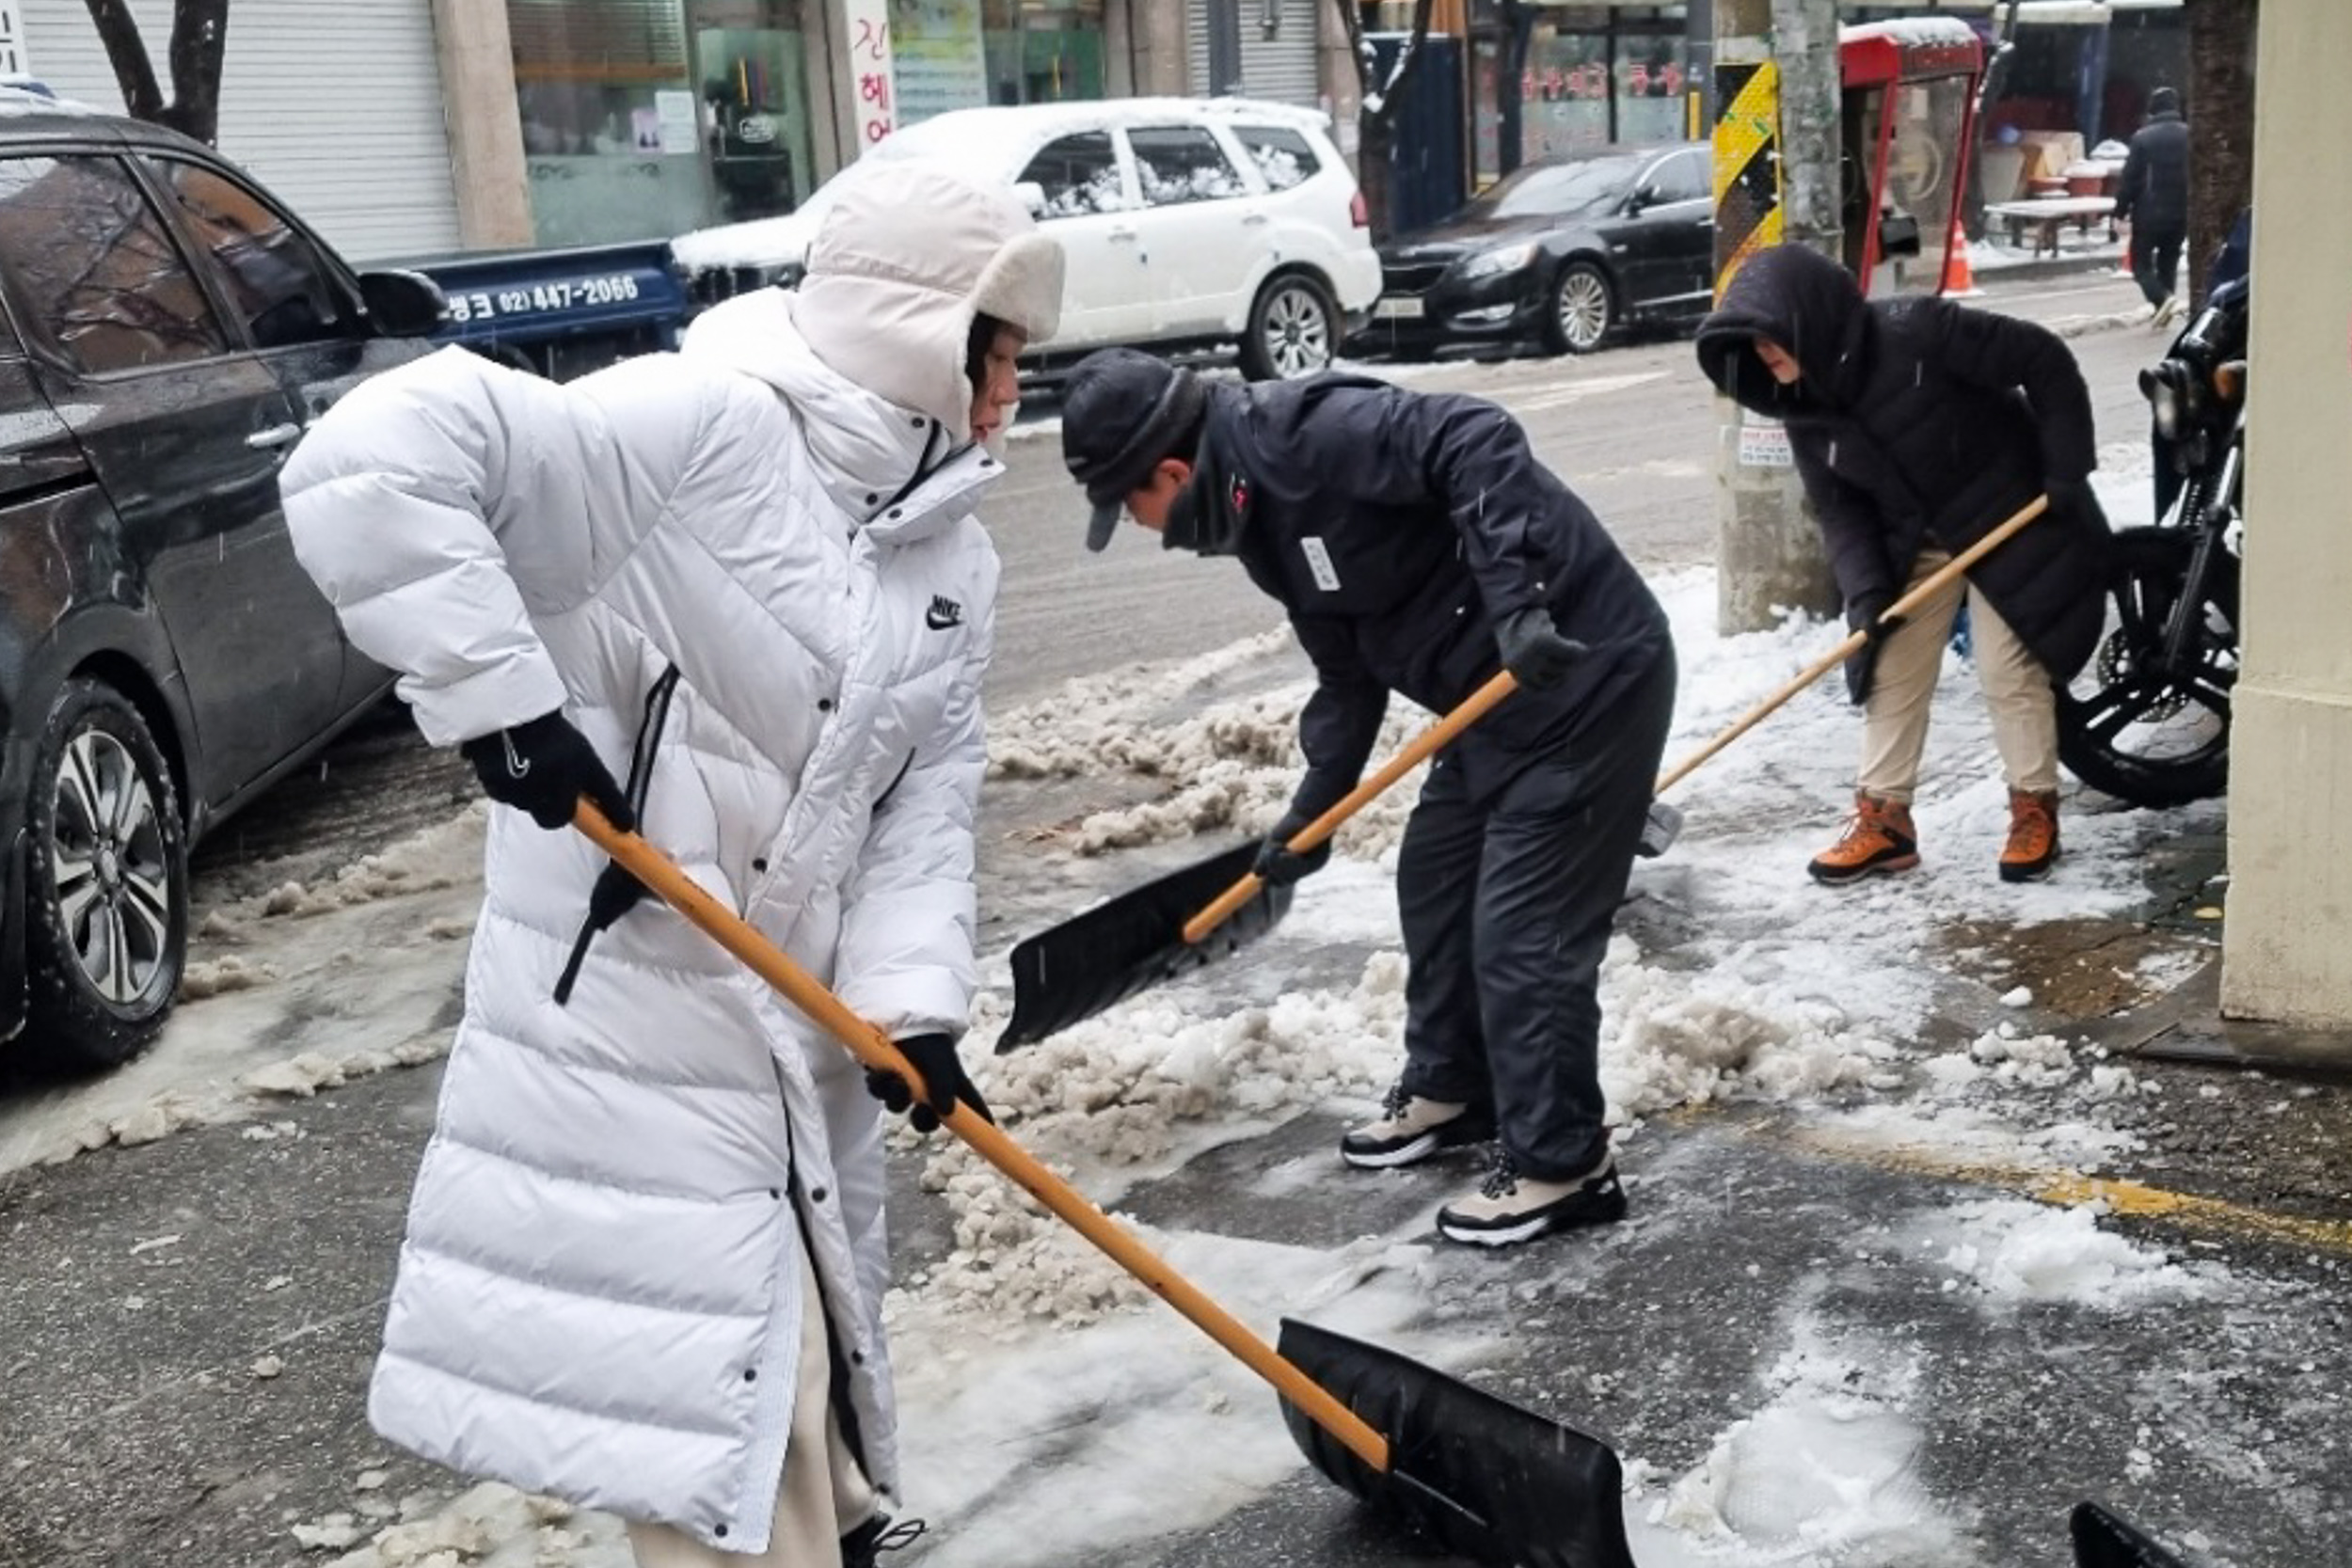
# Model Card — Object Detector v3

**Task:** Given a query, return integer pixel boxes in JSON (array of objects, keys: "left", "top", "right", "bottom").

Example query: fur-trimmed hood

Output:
[{"left": 777, "top": 158, "right": 1063, "bottom": 442}]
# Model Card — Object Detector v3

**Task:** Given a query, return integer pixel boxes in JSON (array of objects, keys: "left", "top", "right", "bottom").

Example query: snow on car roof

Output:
[
  {"left": 671, "top": 96, "right": 1332, "bottom": 274},
  {"left": 0, "top": 79, "right": 106, "bottom": 117}
]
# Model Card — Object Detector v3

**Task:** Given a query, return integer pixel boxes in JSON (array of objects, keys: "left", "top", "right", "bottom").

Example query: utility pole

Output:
[
  {"left": 1708, "top": 0, "right": 1841, "bottom": 635},
  {"left": 1206, "top": 0, "right": 1244, "bottom": 97}
]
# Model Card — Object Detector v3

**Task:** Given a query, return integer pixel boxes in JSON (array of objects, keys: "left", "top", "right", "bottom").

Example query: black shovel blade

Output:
[
  {"left": 2071, "top": 1501, "right": 2192, "bottom": 1568},
  {"left": 1277, "top": 1319, "right": 1636, "bottom": 1568},
  {"left": 996, "top": 840, "right": 1295, "bottom": 1052}
]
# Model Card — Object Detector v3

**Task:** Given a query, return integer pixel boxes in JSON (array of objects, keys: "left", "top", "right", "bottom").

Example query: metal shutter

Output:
[
  {"left": 19, "top": 0, "right": 461, "bottom": 263},
  {"left": 1184, "top": 0, "right": 1324, "bottom": 109}
]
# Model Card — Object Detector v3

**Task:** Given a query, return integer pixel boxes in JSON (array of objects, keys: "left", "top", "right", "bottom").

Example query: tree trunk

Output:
[
  {"left": 159, "top": 0, "right": 230, "bottom": 145},
  {"left": 1357, "top": 111, "right": 1397, "bottom": 236},
  {"left": 77, "top": 0, "right": 231, "bottom": 145},
  {"left": 80, "top": 0, "right": 165, "bottom": 121},
  {"left": 1331, "top": 0, "right": 1436, "bottom": 239},
  {"left": 2185, "top": 0, "right": 2257, "bottom": 305}
]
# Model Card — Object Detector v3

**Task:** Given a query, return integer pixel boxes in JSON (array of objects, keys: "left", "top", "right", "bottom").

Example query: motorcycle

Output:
[{"left": 2055, "top": 276, "right": 2249, "bottom": 808}]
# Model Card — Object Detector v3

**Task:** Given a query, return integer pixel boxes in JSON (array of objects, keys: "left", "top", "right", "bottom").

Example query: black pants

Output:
[
  {"left": 2130, "top": 224, "right": 2185, "bottom": 309},
  {"left": 1394, "top": 648, "right": 1677, "bottom": 1182}
]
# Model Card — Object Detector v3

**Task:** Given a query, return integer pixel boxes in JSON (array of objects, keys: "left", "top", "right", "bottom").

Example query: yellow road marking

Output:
[{"left": 1776, "top": 1124, "right": 2352, "bottom": 1256}]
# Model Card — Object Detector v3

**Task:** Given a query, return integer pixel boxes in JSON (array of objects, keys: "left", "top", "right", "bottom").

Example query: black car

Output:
[
  {"left": 1354, "top": 142, "right": 1715, "bottom": 357},
  {"left": 0, "top": 89, "right": 445, "bottom": 1070}
]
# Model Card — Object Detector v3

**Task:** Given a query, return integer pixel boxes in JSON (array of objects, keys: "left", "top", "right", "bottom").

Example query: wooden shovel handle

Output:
[
  {"left": 575, "top": 802, "right": 1394, "bottom": 1475},
  {"left": 1651, "top": 494, "right": 2051, "bottom": 799},
  {"left": 1182, "top": 670, "right": 1521, "bottom": 944}
]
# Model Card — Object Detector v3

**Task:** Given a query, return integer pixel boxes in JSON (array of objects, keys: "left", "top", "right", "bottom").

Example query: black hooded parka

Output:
[{"left": 1694, "top": 245, "right": 2109, "bottom": 684}]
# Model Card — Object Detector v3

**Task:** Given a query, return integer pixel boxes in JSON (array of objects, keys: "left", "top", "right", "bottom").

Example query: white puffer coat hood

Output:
[
  {"left": 753, "top": 157, "right": 1064, "bottom": 444},
  {"left": 278, "top": 157, "right": 1059, "bottom": 1560}
]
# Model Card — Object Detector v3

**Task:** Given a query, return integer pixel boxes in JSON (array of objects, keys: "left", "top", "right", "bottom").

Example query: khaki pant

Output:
[
  {"left": 628, "top": 1240, "right": 878, "bottom": 1568},
  {"left": 1857, "top": 548, "right": 2059, "bottom": 802}
]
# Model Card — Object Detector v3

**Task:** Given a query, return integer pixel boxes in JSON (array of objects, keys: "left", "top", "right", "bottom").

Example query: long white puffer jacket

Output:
[{"left": 281, "top": 164, "right": 1061, "bottom": 1555}]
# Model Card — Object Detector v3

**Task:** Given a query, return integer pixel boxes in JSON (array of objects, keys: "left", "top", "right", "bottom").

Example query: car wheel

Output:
[
  {"left": 22, "top": 679, "right": 187, "bottom": 1072},
  {"left": 1240, "top": 274, "right": 1337, "bottom": 382},
  {"left": 1543, "top": 261, "right": 1615, "bottom": 356}
]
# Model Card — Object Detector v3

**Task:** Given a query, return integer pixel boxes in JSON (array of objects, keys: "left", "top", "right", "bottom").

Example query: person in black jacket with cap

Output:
[
  {"left": 1695, "top": 243, "right": 2110, "bottom": 887},
  {"left": 1058, "top": 348, "right": 1675, "bottom": 1248},
  {"left": 2115, "top": 86, "right": 2192, "bottom": 323}
]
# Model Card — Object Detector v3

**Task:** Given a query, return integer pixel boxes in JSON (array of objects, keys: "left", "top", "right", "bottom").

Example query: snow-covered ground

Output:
[{"left": 50, "top": 436, "right": 2289, "bottom": 1568}]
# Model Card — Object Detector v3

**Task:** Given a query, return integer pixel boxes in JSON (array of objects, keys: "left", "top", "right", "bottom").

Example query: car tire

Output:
[
  {"left": 1239, "top": 274, "right": 1338, "bottom": 382},
  {"left": 21, "top": 679, "right": 187, "bottom": 1073},
  {"left": 1543, "top": 261, "right": 1615, "bottom": 356}
]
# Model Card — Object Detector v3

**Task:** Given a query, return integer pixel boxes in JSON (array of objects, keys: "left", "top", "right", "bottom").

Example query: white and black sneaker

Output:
[
  {"left": 1436, "top": 1148, "right": 1626, "bottom": 1247},
  {"left": 843, "top": 1514, "right": 927, "bottom": 1568},
  {"left": 1340, "top": 1083, "right": 1497, "bottom": 1169}
]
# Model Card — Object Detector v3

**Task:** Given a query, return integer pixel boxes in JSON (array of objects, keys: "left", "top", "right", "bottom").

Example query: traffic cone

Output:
[{"left": 1942, "top": 218, "right": 1983, "bottom": 298}]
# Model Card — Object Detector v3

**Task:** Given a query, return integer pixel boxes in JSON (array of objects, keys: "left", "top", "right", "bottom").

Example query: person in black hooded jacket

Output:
[
  {"left": 1057, "top": 348, "right": 1675, "bottom": 1249},
  {"left": 1694, "top": 243, "right": 2111, "bottom": 886},
  {"left": 2115, "top": 86, "right": 2192, "bottom": 321}
]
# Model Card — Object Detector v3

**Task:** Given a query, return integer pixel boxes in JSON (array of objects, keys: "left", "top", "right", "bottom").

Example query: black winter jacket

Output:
[
  {"left": 2115, "top": 111, "right": 2190, "bottom": 231},
  {"left": 1171, "top": 375, "right": 1671, "bottom": 813},
  {"left": 1693, "top": 245, "right": 2109, "bottom": 684}
]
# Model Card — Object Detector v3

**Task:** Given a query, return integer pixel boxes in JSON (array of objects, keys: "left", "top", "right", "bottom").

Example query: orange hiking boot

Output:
[
  {"left": 1807, "top": 792, "right": 1920, "bottom": 886},
  {"left": 2000, "top": 789, "right": 2061, "bottom": 883}
]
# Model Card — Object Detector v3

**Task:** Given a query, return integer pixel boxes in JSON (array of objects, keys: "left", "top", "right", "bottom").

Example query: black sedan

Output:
[
  {"left": 1353, "top": 143, "right": 1715, "bottom": 357},
  {"left": 0, "top": 93, "right": 444, "bottom": 1071}
]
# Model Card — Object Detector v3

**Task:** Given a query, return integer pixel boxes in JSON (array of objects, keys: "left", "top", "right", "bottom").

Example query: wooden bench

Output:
[{"left": 1984, "top": 198, "right": 2118, "bottom": 258}]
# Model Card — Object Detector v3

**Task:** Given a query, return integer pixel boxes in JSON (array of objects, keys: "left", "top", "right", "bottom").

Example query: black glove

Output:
[
  {"left": 1843, "top": 591, "right": 1903, "bottom": 707},
  {"left": 866, "top": 1033, "right": 993, "bottom": 1133},
  {"left": 459, "top": 711, "right": 633, "bottom": 832},
  {"left": 1252, "top": 805, "right": 1330, "bottom": 888},
  {"left": 2045, "top": 477, "right": 2112, "bottom": 537},
  {"left": 1493, "top": 606, "right": 1590, "bottom": 691}
]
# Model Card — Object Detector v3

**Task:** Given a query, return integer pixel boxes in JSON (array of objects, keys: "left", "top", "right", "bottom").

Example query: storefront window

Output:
[
  {"left": 507, "top": 0, "right": 813, "bottom": 245},
  {"left": 890, "top": 0, "right": 1103, "bottom": 120},
  {"left": 1524, "top": 26, "right": 1610, "bottom": 161},
  {"left": 1514, "top": 6, "right": 1692, "bottom": 167},
  {"left": 1614, "top": 31, "right": 1688, "bottom": 145},
  {"left": 891, "top": 0, "right": 988, "bottom": 123},
  {"left": 1471, "top": 35, "right": 1502, "bottom": 186},
  {"left": 980, "top": 1, "right": 1104, "bottom": 107},
  {"left": 695, "top": 2, "right": 818, "bottom": 223}
]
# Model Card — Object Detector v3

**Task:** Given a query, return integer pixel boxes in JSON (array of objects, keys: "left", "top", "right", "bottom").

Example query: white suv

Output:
[{"left": 673, "top": 98, "right": 1381, "bottom": 381}]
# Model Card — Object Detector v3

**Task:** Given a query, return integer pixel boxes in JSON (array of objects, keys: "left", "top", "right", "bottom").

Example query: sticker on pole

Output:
[{"left": 1738, "top": 420, "right": 1793, "bottom": 468}]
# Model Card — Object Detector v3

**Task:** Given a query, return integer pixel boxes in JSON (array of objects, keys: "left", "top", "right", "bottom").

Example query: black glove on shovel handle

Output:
[
  {"left": 1251, "top": 807, "right": 1332, "bottom": 889},
  {"left": 1494, "top": 606, "right": 1589, "bottom": 690},
  {"left": 866, "top": 1032, "right": 993, "bottom": 1132},
  {"left": 462, "top": 711, "right": 634, "bottom": 832}
]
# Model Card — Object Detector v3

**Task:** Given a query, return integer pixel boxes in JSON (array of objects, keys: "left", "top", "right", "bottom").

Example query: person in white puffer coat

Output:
[{"left": 279, "top": 161, "right": 1062, "bottom": 1567}]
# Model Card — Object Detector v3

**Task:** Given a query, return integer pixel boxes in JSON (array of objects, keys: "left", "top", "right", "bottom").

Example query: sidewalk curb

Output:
[
  {"left": 2047, "top": 309, "right": 2148, "bottom": 341},
  {"left": 1974, "top": 249, "right": 2129, "bottom": 286}
]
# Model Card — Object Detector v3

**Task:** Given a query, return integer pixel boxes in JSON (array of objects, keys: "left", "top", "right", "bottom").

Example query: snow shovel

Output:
[
  {"left": 995, "top": 667, "right": 1524, "bottom": 1049},
  {"left": 576, "top": 801, "right": 1639, "bottom": 1568},
  {"left": 1637, "top": 492, "right": 2053, "bottom": 854},
  {"left": 2070, "top": 1500, "right": 2190, "bottom": 1568}
]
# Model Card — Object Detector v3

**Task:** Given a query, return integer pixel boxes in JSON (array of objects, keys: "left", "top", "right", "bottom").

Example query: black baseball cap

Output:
[{"left": 1060, "top": 349, "right": 1208, "bottom": 551}]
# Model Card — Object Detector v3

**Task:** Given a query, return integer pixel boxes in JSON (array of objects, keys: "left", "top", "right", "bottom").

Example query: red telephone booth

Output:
[{"left": 1839, "top": 21, "right": 1985, "bottom": 296}]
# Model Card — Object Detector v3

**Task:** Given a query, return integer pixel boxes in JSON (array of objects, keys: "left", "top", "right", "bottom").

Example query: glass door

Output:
[{"left": 691, "top": 0, "right": 817, "bottom": 222}]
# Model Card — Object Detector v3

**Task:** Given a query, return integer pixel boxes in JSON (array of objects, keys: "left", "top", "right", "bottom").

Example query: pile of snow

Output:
[
  {"left": 1637, "top": 1318, "right": 1966, "bottom": 1565},
  {"left": 0, "top": 808, "right": 486, "bottom": 1175},
  {"left": 1922, "top": 1198, "right": 2222, "bottom": 1307}
]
